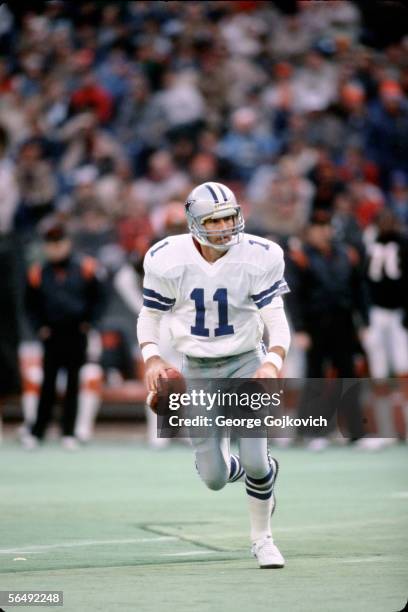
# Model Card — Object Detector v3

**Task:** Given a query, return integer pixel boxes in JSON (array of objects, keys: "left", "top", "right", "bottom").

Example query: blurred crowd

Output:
[{"left": 0, "top": 2, "right": 407, "bottom": 252}]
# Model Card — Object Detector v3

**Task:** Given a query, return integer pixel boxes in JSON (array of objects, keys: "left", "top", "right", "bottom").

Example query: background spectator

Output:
[
  {"left": 23, "top": 218, "right": 106, "bottom": 449},
  {"left": 0, "top": 124, "right": 20, "bottom": 406},
  {"left": 285, "top": 211, "right": 372, "bottom": 449}
]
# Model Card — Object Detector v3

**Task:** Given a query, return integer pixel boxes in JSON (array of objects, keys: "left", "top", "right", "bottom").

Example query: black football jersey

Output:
[{"left": 366, "top": 232, "right": 408, "bottom": 310}]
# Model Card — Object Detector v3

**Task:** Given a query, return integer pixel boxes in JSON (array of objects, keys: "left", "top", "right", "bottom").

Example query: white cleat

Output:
[
  {"left": 21, "top": 432, "right": 39, "bottom": 451},
  {"left": 354, "top": 437, "right": 392, "bottom": 451},
  {"left": 251, "top": 536, "right": 285, "bottom": 569},
  {"left": 306, "top": 437, "right": 330, "bottom": 452},
  {"left": 61, "top": 436, "right": 79, "bottom": 451}
]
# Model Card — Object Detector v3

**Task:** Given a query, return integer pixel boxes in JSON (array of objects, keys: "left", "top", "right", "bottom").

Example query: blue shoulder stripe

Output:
[
  {"left": 143, "top": 298, "right": 172, "bottom": 311},
  {"left": 253, "top": 281, "right": 290, "bottom": 309},
  {"left": 143, "top": 288, "right": 175, "bottom": 305},
  {"left": 251, "top": 279, "right": 282, "bottom": 302}
]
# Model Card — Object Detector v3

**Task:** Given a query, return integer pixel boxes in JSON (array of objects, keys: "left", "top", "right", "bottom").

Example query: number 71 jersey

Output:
[{"left": 142, "top": 233, "right": 289, "bottom": 358}]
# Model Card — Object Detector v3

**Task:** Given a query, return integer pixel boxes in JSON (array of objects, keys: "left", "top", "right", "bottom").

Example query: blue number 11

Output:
[{"left": 190, "top": 288, "right": 234, "bottom": 337}]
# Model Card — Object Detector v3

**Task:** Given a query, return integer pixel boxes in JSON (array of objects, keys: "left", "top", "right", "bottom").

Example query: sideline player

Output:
[
  {"left": 363, "top": 210, "right": 408, "bottom": 440},
  {"left": 137, "top": 182, "right": 290, "bottom": 568}
]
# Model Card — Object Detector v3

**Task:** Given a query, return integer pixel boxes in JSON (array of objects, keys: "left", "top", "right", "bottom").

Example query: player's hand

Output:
[
  {"left": 293, "top": 332, "right": 312, "bottom": 350},
  {"left": 144, "top": 356, "right": 177, "bottom": 392},
  {"left": 253, "top": 363, "right": 279, "bottom": 379}
]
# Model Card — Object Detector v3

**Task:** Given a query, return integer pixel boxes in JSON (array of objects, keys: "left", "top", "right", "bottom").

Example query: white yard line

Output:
[
  {"left": 161, "top": 551, "right": 218, "bottom": 557},
  {"left": 177, "top": 516, "right": 406, "bottom": 541},
  {"left": 339, "top": 556, "right": 395, "bottom": 564},
  {"left": 1, "top": 515, "right": 404, "bottom": 557},
  {"left": 269, "top": 516, "right": 405, "bottom": 533},
  {"left": 391, "top": 491, "right": 408, "bottom": 499},
  {"left": 0, "top": 536, "right": 177, "bottom": 555}
]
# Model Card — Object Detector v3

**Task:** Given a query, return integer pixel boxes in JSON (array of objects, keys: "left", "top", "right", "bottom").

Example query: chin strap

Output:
[{"left": 192, "top": 237, "right": 204, "bottom": 255}]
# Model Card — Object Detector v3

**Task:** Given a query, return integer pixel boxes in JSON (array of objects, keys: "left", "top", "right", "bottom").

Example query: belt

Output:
[{"left": 185, "top": 349, "right": 256, "bottom": 367}]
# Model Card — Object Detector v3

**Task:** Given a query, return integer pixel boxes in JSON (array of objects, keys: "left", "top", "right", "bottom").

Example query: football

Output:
[{"left": 146, "top": 368, "right": 186, "bottom": 414}]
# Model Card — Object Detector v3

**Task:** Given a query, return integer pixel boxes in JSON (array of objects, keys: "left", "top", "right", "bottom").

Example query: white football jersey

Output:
[{"left": 142, "top": 233, "right": 289, "bottom": 358}]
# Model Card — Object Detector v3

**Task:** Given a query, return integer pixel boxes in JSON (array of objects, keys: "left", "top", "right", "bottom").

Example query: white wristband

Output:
[
  {"left": 263, "top": 352, "right": 283, "bottom": 372},
  {"left": 141, "top": 343, "right": 161, "bottom": 362}
]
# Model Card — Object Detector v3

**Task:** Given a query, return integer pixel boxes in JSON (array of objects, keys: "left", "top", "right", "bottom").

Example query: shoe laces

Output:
[{"left": 254, "top": 536, "right": 274, "bottom": 554}]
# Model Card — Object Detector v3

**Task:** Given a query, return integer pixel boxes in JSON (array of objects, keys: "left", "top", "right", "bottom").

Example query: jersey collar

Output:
[{"left": 189, "top": 235, "right": 234, "bottom": 274}]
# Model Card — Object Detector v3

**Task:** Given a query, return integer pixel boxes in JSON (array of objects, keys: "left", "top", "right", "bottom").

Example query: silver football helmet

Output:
[{"left": 185, "top": 182, "right": 245, "bottom": 251}]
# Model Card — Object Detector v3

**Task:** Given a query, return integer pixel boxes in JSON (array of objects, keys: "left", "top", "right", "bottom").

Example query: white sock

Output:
[
  {"left": 145, "top": 405, "right": 170, "bottom": 448},
  {"left": 22, "top": 365, "right": 42, "bottom": 427},
  {"left": 373, "top": 396, "right": 395, "bottom": 438},
  {"left": 22, "top": 393, "right": 39, "bottom": 427},
  {"left": 246, "top": 467, "right": 275, "bottom": 542},
  {"left": 75, "top": 390, "right": 101, "bottom": 442}
]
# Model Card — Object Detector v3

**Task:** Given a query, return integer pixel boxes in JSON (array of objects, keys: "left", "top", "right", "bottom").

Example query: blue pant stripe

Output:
[
  {"left": 246, "top": 488, "right": 272, "bottom": 500},
  {"left": 229, "top": 454, "right": 245, "bottom": 482},
  {"left": 245, "top": 475, "right": 273, "bottom": 490},
  {"left": 246, "top": 467, "right": 273, "bottom": 486},
  {"left": 230, "top": 466, "right": 245, "bottom": 482}
]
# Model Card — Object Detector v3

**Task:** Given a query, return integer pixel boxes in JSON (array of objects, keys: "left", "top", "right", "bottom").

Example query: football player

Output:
[
  {"left": 363, "top": 210, "right": 408, "bottom": 441},
  {"left": 137, "top": 182, "right": 291, "bottom": 568}
]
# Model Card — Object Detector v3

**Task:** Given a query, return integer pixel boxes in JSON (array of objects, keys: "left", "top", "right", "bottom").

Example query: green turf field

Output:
[{"left": 1, "top": 441, "right": 407, "bottom": 612}]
